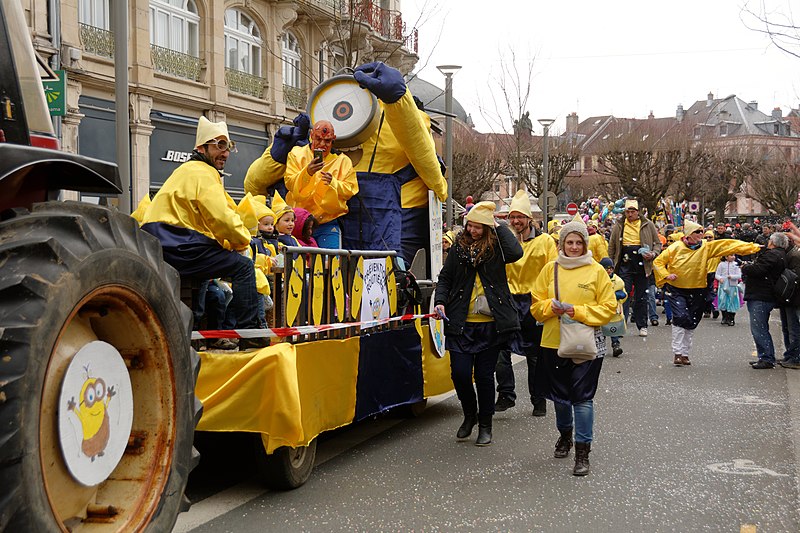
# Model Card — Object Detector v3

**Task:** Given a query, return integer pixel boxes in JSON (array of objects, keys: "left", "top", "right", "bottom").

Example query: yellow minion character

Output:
[{"left": 67, "top": 374, "right": 116, "bottom": 461}]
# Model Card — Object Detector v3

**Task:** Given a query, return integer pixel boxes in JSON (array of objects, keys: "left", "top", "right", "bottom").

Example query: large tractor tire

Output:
[
  {"left": 0, "top": 202, "right": 202, "bottom": 532},
  {"left": 254, "top": 435, "right": 317, "bottom": 491}
]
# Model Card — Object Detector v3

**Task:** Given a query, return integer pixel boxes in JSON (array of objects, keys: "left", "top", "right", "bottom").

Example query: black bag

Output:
[{"left": 774, "top": 266, "right": 799, "bottom": 305}]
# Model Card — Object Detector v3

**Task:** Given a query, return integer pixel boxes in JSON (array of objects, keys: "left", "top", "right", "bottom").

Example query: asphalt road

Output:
[{"left": 175, "top": 310, "right": 800, "bottom": 533}]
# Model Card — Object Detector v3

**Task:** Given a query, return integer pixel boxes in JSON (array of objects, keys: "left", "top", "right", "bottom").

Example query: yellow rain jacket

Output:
[
  {"left": 610, "top": 272, "right": 627, "bottom": 321},
  {"left": 506, "top": 233, "right": 558, "bottom": 295},
  {"left": 142, "top": 160, "right": 251, "bottom": 251},
  {"left": 589, "top": 233, "right": 609, "bottom": 262},
  {"left": 653, "top": 239, "right": 761, "bottom": 289},
  {"left": 285, "top": 145, "right": 358, "bottom": 224},
  {"left": 530, "top": 260, "right": 617, "bottom": 350}
]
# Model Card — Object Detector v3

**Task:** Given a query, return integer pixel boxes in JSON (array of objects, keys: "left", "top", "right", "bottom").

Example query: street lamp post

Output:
[
  {"left": 538, "top": 118, "right": 555, "bottom": 230},
  {"left": 437, "top": 64, "right": 461, "bottom": 229}
]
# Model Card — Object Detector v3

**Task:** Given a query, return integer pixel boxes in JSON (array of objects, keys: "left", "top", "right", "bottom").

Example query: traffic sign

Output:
[
  {"left": 688, "top": 201, "right": 700, "bottom": 213},
  {"left": 566, "top": 202, "right": 578, "bottom": 216}
]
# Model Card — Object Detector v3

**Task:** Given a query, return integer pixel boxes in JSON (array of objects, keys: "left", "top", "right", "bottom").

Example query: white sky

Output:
[{"left": 402, "top": 0, "right": 800, "bottom": 134}]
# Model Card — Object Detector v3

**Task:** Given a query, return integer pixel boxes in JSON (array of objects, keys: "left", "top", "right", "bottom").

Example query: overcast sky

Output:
[{"left": 403, "top": 0, "right": 800, "bottom": 134}]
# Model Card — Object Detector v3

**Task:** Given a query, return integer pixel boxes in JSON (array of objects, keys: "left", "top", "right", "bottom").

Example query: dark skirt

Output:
[
  {"left": 446, "top": 321, "right": 498, "bottom": 353},
  {"left": 535, "top": 347, "right": 604, "bottom": 406}
]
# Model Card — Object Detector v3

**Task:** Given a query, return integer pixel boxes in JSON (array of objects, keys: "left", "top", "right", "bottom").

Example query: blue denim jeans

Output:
[
  {"left": 554, "top": 400, "right": 594, "bottom": 443},
  {"left": 779, "top": 306, "right": 800, "bottom": 363},
  {"left": 648, "top": 281, "right": 658, "bottom": 321},
  {"left": 748, "top": 300, "right": 776, "bottom": 363}
]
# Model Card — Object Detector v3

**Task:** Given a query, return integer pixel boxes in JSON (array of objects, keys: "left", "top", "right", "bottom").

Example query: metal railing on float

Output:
[{"left": 272, "top": 246, "right": 420, "bottom": 343}]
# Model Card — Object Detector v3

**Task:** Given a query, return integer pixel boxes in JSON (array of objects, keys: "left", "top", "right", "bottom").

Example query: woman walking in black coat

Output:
[{"left": 433, "top": 202, "right": 523, "bottom": 446}]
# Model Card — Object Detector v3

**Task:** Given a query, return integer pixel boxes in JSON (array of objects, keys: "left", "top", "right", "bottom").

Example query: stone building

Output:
[{"left": 20, "top": 0, "right": 418, "bottom": 203}]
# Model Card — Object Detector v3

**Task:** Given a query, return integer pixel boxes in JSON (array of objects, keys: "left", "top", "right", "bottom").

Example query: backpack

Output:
[{"left": 774, "top": 264, "right": 799, "bottom": 305}]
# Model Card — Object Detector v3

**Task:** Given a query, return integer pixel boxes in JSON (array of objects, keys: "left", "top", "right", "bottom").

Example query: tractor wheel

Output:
[
  {"left": 0, "top": 202, "right": 202, "bottom": 532},
  {"left": 254, "top": 435, "right": 317, "bottom": 491}
]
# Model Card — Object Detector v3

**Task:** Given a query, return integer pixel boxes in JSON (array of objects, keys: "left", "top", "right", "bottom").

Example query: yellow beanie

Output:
[
  {"left": 236, "top": 193, "right": 260, "bottom": 236},
  {"left": 195, "top": 116, "right": 230, "bottom": 148},
  {"left": 508, "top": 190, "right": 532, "bottom": 219},
  {"left": 272, "top": 190, "right": 294, "bottom": 221},
  {"left": 465, "top": 201, "right": 496, "bottom": 226},
  {"left": 683, "top": 220, "right": 703, "bottom": 235},
  {"left": 251, "top": 195, "right": 274, "bottom": 223}
]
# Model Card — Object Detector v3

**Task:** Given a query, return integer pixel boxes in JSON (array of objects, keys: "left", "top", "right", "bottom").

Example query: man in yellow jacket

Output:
[
  {"left": 142, "top": 117, "right": 264, "bottom": 346},
  {"left": 495, "top": 191, "right": 558, "bottom": 416},
  {"left": 285, "top": 120, "right": 358, "bottom": 249},
  {"left": 653, "top": 219, "right": 761, "bottom": 366}
]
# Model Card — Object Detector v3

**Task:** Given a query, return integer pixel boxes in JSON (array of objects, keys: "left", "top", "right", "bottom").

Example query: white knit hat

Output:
[{"left": 558, "top": 220, "right": 589, "bottom": 250}]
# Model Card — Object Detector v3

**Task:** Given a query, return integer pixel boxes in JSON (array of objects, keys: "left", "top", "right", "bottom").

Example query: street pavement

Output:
[{"left": 176, "top": 310, "right": 800, "bottom": 532}]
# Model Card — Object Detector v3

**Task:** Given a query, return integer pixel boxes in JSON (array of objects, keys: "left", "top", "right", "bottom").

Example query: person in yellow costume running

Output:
[{"left": 653, "top": 219, "right": 761, "bottom": 366}]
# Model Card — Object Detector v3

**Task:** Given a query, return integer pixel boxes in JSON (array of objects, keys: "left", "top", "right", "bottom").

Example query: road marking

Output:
[
  {"left": 707, "top": 459, "right": 788, "bottom": 477},
  {"left": 725, "top": 395, "right": 782, "bottom": 406}
]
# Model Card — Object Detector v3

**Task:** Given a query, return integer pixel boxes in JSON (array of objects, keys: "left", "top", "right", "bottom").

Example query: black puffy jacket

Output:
[
  {"left": 742, "top": 246, "right": 786, "bottom": 302},
  {"left": 434, "top": 225, "right": 523, "bottom": 336}
]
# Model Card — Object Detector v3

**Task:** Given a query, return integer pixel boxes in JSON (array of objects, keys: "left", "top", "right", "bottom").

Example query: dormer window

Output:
[{"left": 719, "top": 123, "right": 728, "bottom": 137}]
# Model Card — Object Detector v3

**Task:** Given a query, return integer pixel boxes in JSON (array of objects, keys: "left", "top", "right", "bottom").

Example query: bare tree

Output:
[
  {"left": 451, "top": 126, "right": 503, "bottom": 205},
  {"left": 699, "top": 143, "right": 762, "bottom": 222},
  {"left": 741, "top": 0, "right": 800, "bottom": 60},
  {"left": 748, "top": 147, "right": 800, "bottom": 215}
]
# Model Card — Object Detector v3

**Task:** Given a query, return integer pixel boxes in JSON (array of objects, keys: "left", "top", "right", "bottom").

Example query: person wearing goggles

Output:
[{"left": 142, "top": 117, "right": 266, "bottom": 350}]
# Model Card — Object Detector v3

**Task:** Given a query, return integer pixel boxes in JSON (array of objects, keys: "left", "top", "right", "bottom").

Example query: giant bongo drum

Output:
[{"left": 307, "top": 74, "right": 380, "bottom": 149}]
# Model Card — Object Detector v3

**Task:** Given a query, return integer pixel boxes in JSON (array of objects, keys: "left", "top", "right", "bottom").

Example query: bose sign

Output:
[{"left": 161, "top": 150, "right": 193, "bottom": 163}]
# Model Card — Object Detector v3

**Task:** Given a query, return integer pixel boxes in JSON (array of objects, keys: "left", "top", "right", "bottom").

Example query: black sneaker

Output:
[
  {"left": 494, "top": 396, "right": 515, "bottom": 412},
  {"left": 665, "top": 319, "right": 672, "bottom": 325},
  {"left": 239, "top": 337, "right": 270, "bottom": 351},
  {"left": 208, "top": 338, "right": 238, "bottom": 350},
  {"left": 751, "top": 361, "right": 775, "bottom": 369},
  {"left": 612, "top": 344, "right": 623, "bottom": 357},
  {"left": 650, "top": 319, "right": 659, "bottom": 326}
]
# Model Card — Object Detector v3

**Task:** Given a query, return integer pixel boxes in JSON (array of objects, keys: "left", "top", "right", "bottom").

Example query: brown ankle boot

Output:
[
  {"left": 554, "top": 428, "right": 573, "bottom": 458},
  {"left": 573, "top": 442, "right": 591, "bottom": 476}
]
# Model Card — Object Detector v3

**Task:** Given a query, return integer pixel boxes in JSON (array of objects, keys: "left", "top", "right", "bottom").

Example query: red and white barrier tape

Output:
[{"left": 191, "top": 312, "right": 438, "bottom": 340}]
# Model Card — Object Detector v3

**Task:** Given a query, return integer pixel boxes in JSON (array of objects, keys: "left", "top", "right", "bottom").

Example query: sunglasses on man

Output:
[{"left": 205, "top": 138, "right": 237, "bottom": 153}]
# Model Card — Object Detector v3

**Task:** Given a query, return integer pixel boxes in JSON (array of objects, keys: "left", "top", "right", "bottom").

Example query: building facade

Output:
[{"left": 21, "top": 0, "right": 418, "bottom": 203}]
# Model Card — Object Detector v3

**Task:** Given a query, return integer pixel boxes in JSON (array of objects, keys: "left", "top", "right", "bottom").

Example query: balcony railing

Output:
[
  {"left": 79, "top": 23, "right": 114, "bottom": 58},
  {"left": 151, "top": 44, "right": 202, "bottom": 81},
  {"left": 226, "top": 68, "right": 265, "bottom": 98},
  {"left": 283, "top": 84, "right": 307, "bottom": 109},
  {"left": 300, "top": 1, "right": 417, "bottom": 51}
]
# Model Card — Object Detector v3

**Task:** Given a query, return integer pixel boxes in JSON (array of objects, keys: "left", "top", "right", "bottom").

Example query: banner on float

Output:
[
  {"left": 360, "top": 257, "right": 390, "bottom": 326},
  {"left": 429, "top": 191, "right": 443, "bottom": 282}
]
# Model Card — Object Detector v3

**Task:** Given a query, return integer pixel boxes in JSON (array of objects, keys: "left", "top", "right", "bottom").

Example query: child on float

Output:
[{"left": 272, "top": 190, "right": 299, "bottom": 248}]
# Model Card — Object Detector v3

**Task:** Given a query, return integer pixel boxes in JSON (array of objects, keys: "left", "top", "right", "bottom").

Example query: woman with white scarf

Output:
[{"left": 530, "top": 221, "right": 616, "bottom": 476}]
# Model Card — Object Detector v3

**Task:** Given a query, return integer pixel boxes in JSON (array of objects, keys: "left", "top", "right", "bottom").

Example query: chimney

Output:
[
  {"left": 707, "top": 92, "right": 714, "bottom": 107},
  {"left": 566, "top": 112, "right": 578, "bottom": 133},
  {"left": 648, "top": 110, "right": 654, "bottom": 119},
  {"left": 676, "top": 104, "right": 685, "bottom": 122},
  {"left": 772, "top": 107, "right": 782, "bottom": 119},
  {"left": 749, "top": 100, "right": 758, "bottom": 110}
]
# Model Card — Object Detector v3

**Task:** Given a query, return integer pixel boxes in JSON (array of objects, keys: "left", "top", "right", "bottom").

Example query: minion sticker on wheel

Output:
[{"left": 58, "top": 340, "right": 134, "bottom": 486}]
